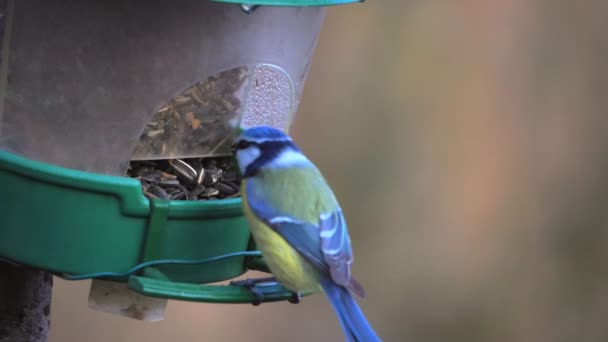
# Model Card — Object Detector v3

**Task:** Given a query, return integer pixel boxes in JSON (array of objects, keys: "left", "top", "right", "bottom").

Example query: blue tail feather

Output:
[{"left": 321, "top": 278, "right": 381, "bottom": 342}]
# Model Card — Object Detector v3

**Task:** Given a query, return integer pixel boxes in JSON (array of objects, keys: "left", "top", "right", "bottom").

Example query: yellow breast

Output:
[{"left": 241, "top": 180, "right": 321, "bottom": 293}]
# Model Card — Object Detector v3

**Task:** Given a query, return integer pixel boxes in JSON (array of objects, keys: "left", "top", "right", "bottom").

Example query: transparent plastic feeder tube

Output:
[
  {"left": 0, "top": 0, "right": 325, "bottom": 174},
  {"left": 131, "top": 63, "right": 296, "bottom": 161}
]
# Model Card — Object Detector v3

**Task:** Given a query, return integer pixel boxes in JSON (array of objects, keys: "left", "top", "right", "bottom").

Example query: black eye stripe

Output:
[{"left": 235, "top": 140, "right": 258, "bottom": 150}]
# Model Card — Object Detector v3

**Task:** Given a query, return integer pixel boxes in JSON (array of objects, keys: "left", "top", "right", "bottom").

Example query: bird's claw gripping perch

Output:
[
  {"left": 249, "top": 287, "right": 265, "bottom": 306},
  {"left": 230, "top": 277, "right": 275, "bottom": 306},
  {"left": 288, "top": 292, "right": 301, "bottom": 304},
  {"left": 230, "top": 277, "right": 302, "bottom": 306}
]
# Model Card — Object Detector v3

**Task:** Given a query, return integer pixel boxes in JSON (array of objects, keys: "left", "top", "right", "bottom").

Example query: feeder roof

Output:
[{"left": 211, "top": 0, "right": 362, "bottom": 6}]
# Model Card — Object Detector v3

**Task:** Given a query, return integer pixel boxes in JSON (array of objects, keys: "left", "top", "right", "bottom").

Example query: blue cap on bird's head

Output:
[
  {"left": 233, "top": 126, "right": 307, "bottom": 177},
  {"left": 238, "top": 126, "right": 291, "bottom": 144}
]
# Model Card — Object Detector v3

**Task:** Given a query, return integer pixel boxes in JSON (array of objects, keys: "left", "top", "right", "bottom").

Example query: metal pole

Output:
[
  {"left": 0, "top": 1, "right": 51, "bottom": 341},
  {"left": 0, "top": 262, "right": 52, "bottom": 342}
]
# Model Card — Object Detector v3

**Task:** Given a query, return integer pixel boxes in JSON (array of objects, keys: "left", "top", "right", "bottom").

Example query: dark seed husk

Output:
[
  {"left": 147, "top": 184, "right": 170, "bottom": 199},
  {"left": 222, "top": 170, "right": 238, "bottom": 182},
  {"left": 165, "top": 188, "right": 180, "bottom": 196},
  {"left": 177, "top": 184, "right": 189, "bottom": 198},
  {"left": 201, "top": 187, "right": 220, "bottom": 198},
  {"left": 140, "top": 170, "right": 163, "bottom": 183},
  {"left": 203, "top": 169, "right": 222, "bottom": 186},
  {"left": 144, "top": 191, "right": 159, "bottom": 199},
  {"left": 161, "top": 172, "right": 177, "bottom": 180},
  {"left": 158, "top": 178, "right": 181, "bottom": 187},
  {"left": 227, "top": 192, "right": 240, "bottom": 199},
  {"left": 171, "top": 192, "right": 186, "bottom": 200},
  {"left": 189, "top": 184, "right": 206, "bottom": 199},
  {"left": 216, "top": 182, "right": 237, "bottom": 196}
]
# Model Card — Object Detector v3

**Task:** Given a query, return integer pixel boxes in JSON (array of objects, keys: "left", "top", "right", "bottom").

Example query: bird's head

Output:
[{"left": 233, "top": 126, "right": 309, "bottom": 178}]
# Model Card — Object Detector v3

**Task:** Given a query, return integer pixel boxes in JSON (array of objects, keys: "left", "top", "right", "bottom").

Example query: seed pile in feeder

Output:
[
  {"left": 127, "top": 157, "right": 240, "bottom": 200},
  {"left": 132, "top": 66, "right": 247, "bottom": 159}
]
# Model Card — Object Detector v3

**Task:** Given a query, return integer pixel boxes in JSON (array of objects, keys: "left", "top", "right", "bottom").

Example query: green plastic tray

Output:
[{"left": 0, "top": 151, "right": 299, "bottom": 303}]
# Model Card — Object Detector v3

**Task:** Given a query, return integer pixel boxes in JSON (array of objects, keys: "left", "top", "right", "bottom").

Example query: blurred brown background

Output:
[{"left": 51, "top": 1, "right": 608, "bottom": 341}]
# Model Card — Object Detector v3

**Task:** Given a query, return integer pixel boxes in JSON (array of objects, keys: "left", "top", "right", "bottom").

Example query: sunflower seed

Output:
[
  {"left": 128, "top": 156, "right": 240, "bottom": 201},
  {"left": 169, "top": 159, "right": 197, "bottom": 182},
  {"left": 196, "top": 167, "right": 205, "bottom": 186}
]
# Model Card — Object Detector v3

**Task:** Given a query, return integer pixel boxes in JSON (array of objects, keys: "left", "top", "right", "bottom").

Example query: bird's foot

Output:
[
  {"left": 230, "top": 277, "right": 277, "bottom": 306},
  {"left": 248, "top": 287, "right": 265, "bottom": 306},
  {"left": 288, "top": 292, "right": 301, "bottom": 304}
]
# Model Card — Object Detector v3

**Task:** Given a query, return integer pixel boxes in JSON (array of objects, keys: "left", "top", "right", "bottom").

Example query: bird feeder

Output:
[{"left": 0, "top": 0, "right": 361, "bottom": 315}]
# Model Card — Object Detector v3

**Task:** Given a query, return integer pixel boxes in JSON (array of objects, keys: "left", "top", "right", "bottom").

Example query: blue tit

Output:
[{"left": 234, "top": 126, "right": 381, "bottom": 342}]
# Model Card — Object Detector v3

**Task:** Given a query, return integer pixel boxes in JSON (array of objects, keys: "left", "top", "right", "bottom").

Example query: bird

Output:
[{"left": 233, "top": 126, "right": 381, "bottom": 342}]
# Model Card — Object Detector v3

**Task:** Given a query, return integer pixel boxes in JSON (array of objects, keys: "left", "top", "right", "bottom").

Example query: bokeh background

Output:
[{"left": 51, "top": 1, "right": 608, "bottom": 341}]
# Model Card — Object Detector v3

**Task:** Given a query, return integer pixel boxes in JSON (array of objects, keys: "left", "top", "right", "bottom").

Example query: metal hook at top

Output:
[{"left": 240, "top": 4, "right": 260, "bottom": 14}]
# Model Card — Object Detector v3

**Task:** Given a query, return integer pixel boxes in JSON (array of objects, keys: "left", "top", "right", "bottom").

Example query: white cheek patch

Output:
[
  {"left": 268, "top": 149, "right": 311, "bottom": 168},
  {"left": 236, "top": 146, "right": 261, "bottom": 174}
]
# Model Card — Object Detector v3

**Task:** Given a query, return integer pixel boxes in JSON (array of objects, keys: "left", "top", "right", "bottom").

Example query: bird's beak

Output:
[{"left": 230, "top": 142, "right": 237, "bottom": 154}]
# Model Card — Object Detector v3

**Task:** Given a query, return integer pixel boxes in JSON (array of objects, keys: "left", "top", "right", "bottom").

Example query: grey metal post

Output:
[{"left": 0, "top": 262, "right": 52, "bottom": 342}]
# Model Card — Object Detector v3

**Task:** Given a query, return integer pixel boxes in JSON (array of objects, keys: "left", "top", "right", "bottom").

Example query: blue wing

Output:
[
  {"left": 246, "top": 179, "right": 365, "bottom": 297},
  {"left": 319, "top": 210, "right": 354, "bottom": 289}
]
